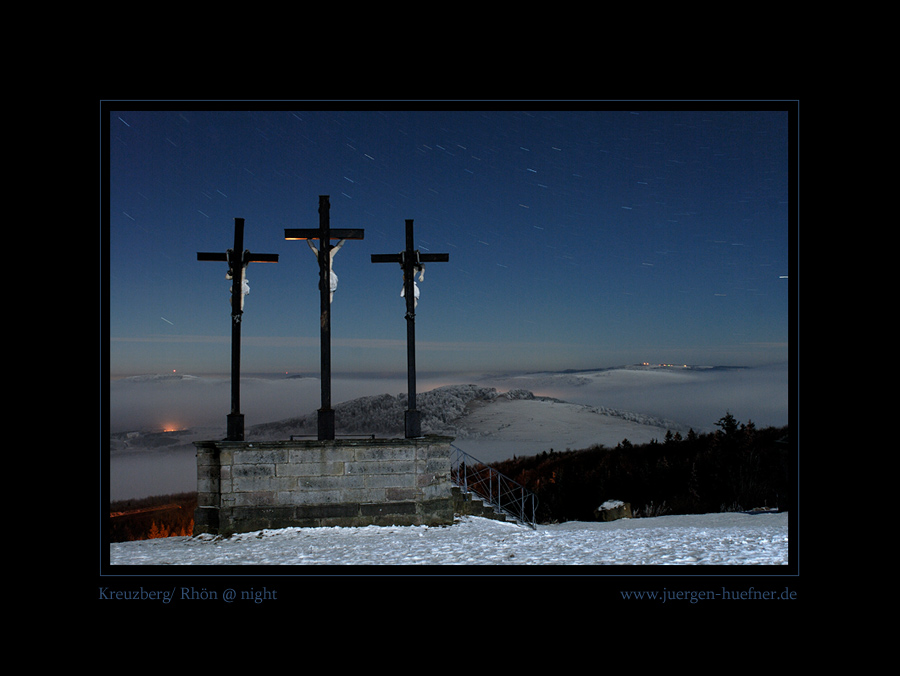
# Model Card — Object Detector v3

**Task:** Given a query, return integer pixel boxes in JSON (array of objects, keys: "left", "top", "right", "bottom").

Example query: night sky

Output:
[{"left": 105, "top": 104, "right": 794, "bottom": 377}]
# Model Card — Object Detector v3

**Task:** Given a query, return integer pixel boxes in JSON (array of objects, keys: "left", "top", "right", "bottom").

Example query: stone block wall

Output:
[{"left": 194, "top": 436, "right": 454, "bottom": 535}]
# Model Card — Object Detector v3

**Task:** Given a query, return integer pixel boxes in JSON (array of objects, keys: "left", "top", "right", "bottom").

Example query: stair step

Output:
[
  {"left": 451, "top": 445, "right": 538, "bottom": 529},
  {"left": 452, "top": 486, "right": 514, "bottom": 523}
]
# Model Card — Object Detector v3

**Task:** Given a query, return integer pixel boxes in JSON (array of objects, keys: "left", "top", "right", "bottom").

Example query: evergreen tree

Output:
[{"left": 715, "top": 411, "right": 740, "bottom": 436}]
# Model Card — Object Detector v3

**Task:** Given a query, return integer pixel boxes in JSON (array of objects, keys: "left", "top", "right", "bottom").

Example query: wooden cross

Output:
[
  {"left": 372, "top": 219, "right": 449, "bottom": 438},
  {"left": 197, "top": 217, "right": 279, "bottom": 441},
  {"left": 285, "top": 195, "right": 365, "bottom": 440}
]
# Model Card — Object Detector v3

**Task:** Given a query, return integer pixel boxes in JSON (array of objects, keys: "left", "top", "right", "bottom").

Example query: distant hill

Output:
[
  {"left": 110, "top": 380, "right": 689, "bottom": 456},
  {"left": 247, "top": 385, "right": 518, "bottom": 439},
  {"left": 245, "top": 383, "right": 681, "bottom": 445}
]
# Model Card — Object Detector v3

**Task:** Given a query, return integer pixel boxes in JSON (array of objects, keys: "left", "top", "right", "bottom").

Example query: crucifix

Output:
[
  {"left": 285, "top": 195, "right": 365, "bottom": 440},
  {"left": 372, "top": 219, "right": 449, "bottom": 438},
  {"left": 197, "top": 217, "right": 279, "bottom": 441}
]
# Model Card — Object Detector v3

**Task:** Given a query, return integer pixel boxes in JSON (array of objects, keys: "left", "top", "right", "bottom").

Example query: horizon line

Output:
[{"left": 108, "top": 361, "right": 789, "bottom": 380}]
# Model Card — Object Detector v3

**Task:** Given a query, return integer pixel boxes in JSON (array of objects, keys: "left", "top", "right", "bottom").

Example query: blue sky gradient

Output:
[{"left": 105, "top": 104, "right": 795, "bottom": 377}]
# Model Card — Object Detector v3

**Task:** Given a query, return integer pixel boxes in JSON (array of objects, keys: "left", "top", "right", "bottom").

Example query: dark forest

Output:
[{"left": 109, "top": 412, "right": 790, "bottom": 541}]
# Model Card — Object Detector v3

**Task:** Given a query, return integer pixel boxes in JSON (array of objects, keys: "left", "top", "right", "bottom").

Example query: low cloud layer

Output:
[
  {"left": 107, "top": 364, "right": 790, "bottom": 501},
  {"left": 109, "top": 364, "right": 789, "bottom": 434}
]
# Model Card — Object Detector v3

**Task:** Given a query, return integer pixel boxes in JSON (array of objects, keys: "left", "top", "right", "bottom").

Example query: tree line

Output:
[
  {"left": 489, "top": 412, "right": 791, "bottom": 524},
  {"left": 109, "top": 412, "right": 791, "bottom": 539},
  {"left": 109, "top": 492, "right": 197, "bottom": 542}
]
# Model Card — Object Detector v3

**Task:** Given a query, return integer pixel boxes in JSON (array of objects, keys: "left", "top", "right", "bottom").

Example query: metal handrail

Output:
[{"left": 450, "top": 444, "right": 538, "bottom": 529}]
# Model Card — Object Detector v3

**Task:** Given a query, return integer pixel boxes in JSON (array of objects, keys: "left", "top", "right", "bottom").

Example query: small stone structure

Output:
[
  {"left": 594, "top": 499, "right": 633, "bottom": 522},
  {"left": 194, "top": 436, "right": 454, "bottom": 535}
]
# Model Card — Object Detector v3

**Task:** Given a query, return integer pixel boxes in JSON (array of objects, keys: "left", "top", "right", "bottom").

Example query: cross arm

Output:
[
  {"left": 197, "top": 252, "right": 229, "bottom": 262},
  {"left": 198, "top": 251, "right": 279, "bottom": 263},
  {"left": 285, "top": 228, "right": 365, "bottom": 240},
  {"left": 371, "top": 254, "right": 402, "bottom": 263},
  {"left": 371, "top": 253, "right": 449, "bottom": 264},
  {"left": 244, "top": 252, "right": 279, "bottom": 263}
]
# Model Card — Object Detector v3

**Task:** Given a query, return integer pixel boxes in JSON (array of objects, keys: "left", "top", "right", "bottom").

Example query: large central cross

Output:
[
  {"left": 197, "top": 217, "right": 279, "bottom": 441},
  {"left": 372, "top": 219, "right": 449, "bottom": 438},
  {"left": 285, "top": 196, "right": 364, "bottom": 440}
]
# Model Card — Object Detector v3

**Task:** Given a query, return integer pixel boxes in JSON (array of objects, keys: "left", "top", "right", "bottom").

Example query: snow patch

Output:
[{"left": 109, "top": 512, "right": 789, "bottom": 566}]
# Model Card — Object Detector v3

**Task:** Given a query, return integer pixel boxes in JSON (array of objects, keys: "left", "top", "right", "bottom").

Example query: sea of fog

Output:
[
  {"left": 480, "top": 363, "right": 790, "bottom": 433},
  {"left": 106, "top": 364, "right": 790, "bottom": 501}
]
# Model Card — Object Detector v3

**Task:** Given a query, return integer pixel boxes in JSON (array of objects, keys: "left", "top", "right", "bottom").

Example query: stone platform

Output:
[{"left": 193, "top": 436, "right": 454, "bottom": 535}]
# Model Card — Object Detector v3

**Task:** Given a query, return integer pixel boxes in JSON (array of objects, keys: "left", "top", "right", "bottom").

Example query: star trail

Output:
[{"left": 105, "top": 103, "right": 795, "bottom": 377}]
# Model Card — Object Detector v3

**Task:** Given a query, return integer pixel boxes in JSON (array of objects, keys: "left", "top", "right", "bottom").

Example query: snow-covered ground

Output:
[
  {"left": 107, "top": 366, "right": 791, "bottom": 567},
  {"left": 109, "top": 512, "right": 789, "bottom": 566}
]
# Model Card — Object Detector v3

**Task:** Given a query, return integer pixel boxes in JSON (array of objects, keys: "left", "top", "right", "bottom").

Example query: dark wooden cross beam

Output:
[
  {"left": 372, "top": 219, "right": 449, "bottom": 438},
  {"left": 197, "top": 217, "right": 279, "bottom": 441},
  {"left": 285, "top": 195, "right": 365, "bottom": 440}
]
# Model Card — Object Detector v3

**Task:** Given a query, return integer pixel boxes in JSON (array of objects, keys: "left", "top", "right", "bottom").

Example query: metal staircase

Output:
[{"left": 450, "top": 444, "right": 538, "bottom": 529}]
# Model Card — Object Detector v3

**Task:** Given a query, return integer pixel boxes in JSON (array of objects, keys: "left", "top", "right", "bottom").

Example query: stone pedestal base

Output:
[{"left": 194, "top": 436, "right": 454, "bottom": 535}]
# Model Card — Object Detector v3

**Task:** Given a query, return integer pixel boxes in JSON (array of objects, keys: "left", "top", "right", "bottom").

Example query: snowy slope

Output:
[
  {"left": 482, "top": 364, "right": 789, "bottom": 433},
  {"left": 109, "top": 512, "right": 789, "bottom": 566},
  {"left": 244, "top": 384, "right": 679, "bottom": 462},
  {"left": 245, "top": 382, "right": 684, "bottom": 440},
  {"left": 447, "top": 394, "right": 680, "bottom": 462},
  {"left": 108, "top": 365, "right": 789, "bottom": 500},
  {"left": 110, "top": 383, "right": 684, "bottom": 499}
]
